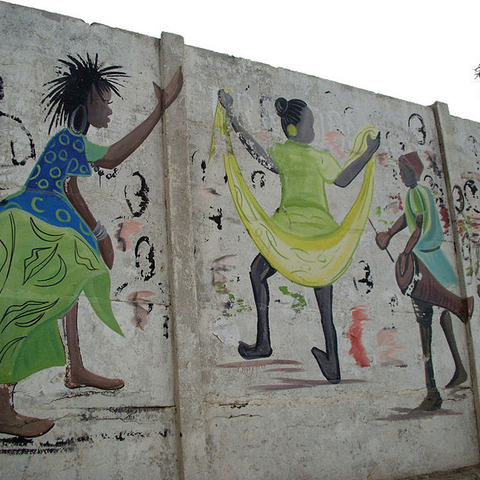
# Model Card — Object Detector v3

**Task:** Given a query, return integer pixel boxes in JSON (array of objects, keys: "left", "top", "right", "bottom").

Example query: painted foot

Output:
[
  {"left": 163, "top": 67, "right": 183, "bottom": 110},
  {"left": 238, "top": 341, "right": 272, "bottom": 359},
  {"left": 416, "top": 390, "right": 442, "bottom": 411},
  {"left": 311, "top": 347, "right": 341, "bottom": 384},
  {"left": 446, "top": 366, "right": 468, "bottom": 389},
  {"left": 0, "top": 411, "right": 54, "bottom": 438},
  {"left": 65, "top": 367, "right": 124, "bottom": 390}
]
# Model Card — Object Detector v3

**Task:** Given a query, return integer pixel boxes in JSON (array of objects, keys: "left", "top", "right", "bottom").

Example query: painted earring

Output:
[
  {"left": 68, "top": 105, "right": 88, "bottom": 134},
  {"left": 287, "top": 124, "right": 298, "bottom": 138}
]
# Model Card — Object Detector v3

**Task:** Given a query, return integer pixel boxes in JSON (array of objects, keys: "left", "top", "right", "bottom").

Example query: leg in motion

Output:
[
  {"left": 413, "top": 299, "right": 442, "bottom": 411},
  {"left": 440, "top": 310, "right": 467, "bottom": 388},
  {"left": 0, "top": 384, "right": 54, "bottom": 437},
  {"left": 238, "top": 254, "right": 276, "bottom": 359},
  {"left": 64, "top": 301, "right": 124, "bottom": 390},
  {"left": 311, "top": 285, "right": 340, "bottom": 384}
]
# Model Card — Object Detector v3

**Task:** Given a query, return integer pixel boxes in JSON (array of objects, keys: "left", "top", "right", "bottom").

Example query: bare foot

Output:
[
  {"left": 238, "top": 341, "right": 272, "bottom": 359},
  {"left": 0, "top": 410, "right": 54, "bottom": 438},
  {"left": 65, "top": 366, "right": 124, "bottom": 390}
]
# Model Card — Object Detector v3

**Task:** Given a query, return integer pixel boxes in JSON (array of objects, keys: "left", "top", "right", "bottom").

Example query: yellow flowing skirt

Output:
[{"left": 210, "top": 102, "right": 377, "bottom": 287}]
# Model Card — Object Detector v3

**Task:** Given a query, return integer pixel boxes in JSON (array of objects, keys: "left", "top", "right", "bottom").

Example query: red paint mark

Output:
[
  {"left": 439, "top": 206, "right": 450, "bottom": 235},
  {"left": 115, "top": 221, "right": 144, "bottom": 251},
  {"left": 377, "top": 152, "right": 390, "bottom": 167},
  {"left": 324, "top": 131, "right": 347, "bottom": 158},
  {"left": 126, "top": 291, "right": 155, "bottom": 330},
  {"left": 388, "top": 193, "right": 403, "bottom": 211},
  {"left": 376, "top": 327, "right": 407, "bottom": 367},
  {"left": 346, "top": 305, "right": 370, "bottom": 367}
]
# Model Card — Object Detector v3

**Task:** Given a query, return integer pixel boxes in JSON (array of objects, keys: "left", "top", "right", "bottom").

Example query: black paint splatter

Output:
[
  {"left": 209, "top": 207, "right": 223, "bottom": 230},
  {"left": 388, "top": 294, "right": 399, "bottom": 312},
  {"left": 356, "top": 260, "right": 374, "bottom": 294},
  {"left": 115, "top": 282, "right": 128, "bottom": 296},
  {"left": 163, "top": 315, "right": 169, "bottom": 339}
]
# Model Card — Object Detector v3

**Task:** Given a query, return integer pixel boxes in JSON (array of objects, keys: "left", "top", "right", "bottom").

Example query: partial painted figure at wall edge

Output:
[
  {"left": 376, "top": 152, "right": 473, "bottom": 410},
  {"left": 0, "top": 54, "right": 183, "bottom": 437}
]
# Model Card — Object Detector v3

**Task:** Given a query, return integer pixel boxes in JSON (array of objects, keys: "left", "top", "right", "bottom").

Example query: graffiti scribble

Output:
[
  {"left": 124, "top": 171, "right": 150, "bottom": 218},
  {"left": 134, "top": 236, "right": 156, "bottom": 281},
  {"left": 251, "top": 170, "right": 266, "bottom": 189}
]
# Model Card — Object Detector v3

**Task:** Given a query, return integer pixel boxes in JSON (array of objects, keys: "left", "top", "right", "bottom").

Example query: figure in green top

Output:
[
  {"left": 218, "top": 90, "right": 380, "bottom": 383},
  {"left": 376, "top": 152, "right": 473, "bottom": 410}
]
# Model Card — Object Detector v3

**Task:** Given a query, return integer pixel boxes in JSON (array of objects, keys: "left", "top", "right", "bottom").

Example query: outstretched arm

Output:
[
  {"left": 218, "top": 90, "right": 278, "bottom": 174},
  {"left": 95, "top": 68, "right": 183, "bottom": 170},
  {"left": 334, "top": 132, "right": 381, "bottom": 187},
  {"left": 376, "top": 213, "right": 407, "bottom": 250}
]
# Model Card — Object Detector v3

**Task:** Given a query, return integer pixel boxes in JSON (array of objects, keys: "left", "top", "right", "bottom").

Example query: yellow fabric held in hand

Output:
[{"left": 210, "top": 101, "right": 377, "bottom": 287}]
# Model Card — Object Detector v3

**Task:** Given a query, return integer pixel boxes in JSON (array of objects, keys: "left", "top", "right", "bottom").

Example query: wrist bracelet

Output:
[{"left": 93, "top": 221, "right": 108, "bottom": 241}]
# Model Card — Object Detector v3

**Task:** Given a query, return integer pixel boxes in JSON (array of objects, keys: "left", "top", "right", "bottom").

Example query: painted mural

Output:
[
  {"left": 0, "top": 54, "right": 183, "bottom": 437},
  {"left": 211, "top": 89, "right": 380, "bottom": 384},
  {"left": 376, "top": 152, "right": 473, "bottom": 410},
  {"left": 209, "top": 89, "right": 474, "bottom": 414}
]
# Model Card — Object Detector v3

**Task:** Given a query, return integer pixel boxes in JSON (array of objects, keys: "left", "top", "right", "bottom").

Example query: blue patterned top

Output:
[{"left": 0, "top": 129, "right": 108, "bottom": 250}]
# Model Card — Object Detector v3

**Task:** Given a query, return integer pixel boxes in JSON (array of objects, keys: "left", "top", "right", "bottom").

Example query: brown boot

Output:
[
  {"left": 0, "top": 385, "right": 54, "bottom": 437},
  {"left": 63, "top": 303, "right": 124, "bottom": 391}
]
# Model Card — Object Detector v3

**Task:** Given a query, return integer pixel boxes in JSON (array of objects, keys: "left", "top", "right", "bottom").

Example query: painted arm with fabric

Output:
[
  {"left": 333, "top": 132, "right": 380, "bottom": 187},
  {"left": 95, "top": 68, "right": 183, "bottom": 170},
  {"left": 218, "top": 89, "right": 279, "bottom": 173}
]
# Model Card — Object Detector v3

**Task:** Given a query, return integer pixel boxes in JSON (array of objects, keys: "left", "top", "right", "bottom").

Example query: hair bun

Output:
[{"left": 275, "top": 97, "right": 288, "bottom": 117}]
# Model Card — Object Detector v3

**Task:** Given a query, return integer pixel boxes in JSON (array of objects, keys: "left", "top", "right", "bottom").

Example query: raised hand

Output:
[
  {"left": 367, "top": 131, "right": 381, "bottom": 155},
  {"left": 218, "top": 89, "right": 233, "bottom": 113}
]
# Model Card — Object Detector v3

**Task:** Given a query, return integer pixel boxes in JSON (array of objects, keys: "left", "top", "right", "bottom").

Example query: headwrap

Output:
[{"left": 398, "top": 152, "right": 424, "bottom": 180}]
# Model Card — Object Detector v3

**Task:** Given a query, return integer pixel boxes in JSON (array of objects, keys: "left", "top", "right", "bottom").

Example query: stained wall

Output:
[{"left": 1, "top": 2, "right": 480, "bottom": 479}]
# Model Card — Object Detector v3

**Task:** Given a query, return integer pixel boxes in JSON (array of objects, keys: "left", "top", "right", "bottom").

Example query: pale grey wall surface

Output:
[{"left": 1, "top": 2, "right": 480, "bottom": 479}]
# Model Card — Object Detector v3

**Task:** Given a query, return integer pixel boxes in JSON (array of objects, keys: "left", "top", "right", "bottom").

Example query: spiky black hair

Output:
[{"left": 42, "top": 53, "right": 128, "bottom": 133}]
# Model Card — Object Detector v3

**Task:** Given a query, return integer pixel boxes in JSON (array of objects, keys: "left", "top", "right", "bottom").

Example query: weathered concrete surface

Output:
[{"left": 1, "top": 2, "right": 480, "bottom": 479}]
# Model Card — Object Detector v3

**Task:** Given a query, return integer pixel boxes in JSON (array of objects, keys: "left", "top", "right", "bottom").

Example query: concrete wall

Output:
[{"left": 1, "top": 2, "right": 480, "bottom": 479}]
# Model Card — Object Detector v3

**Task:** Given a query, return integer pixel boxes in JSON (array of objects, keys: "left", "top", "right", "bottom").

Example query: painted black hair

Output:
[
  {"left": 274, "top": 97, "right": 308, "bottom": 137},
  {"left": 42, "top": 53, "right": 128, "bottom": 133}
]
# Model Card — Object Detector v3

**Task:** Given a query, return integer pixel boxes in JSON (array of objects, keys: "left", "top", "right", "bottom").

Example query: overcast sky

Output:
[{"left": 4, "top": 0, "right": 480, "bottom": 122}]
